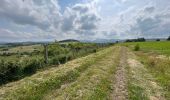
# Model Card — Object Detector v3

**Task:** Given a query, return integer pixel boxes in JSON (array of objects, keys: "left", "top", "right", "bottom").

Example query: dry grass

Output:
[
  {"left": 127, "top": 50, "right": 165, "bottom": 100},
  {"left": 0, "top": 46, "right": 116, "bottom": 100},
  {"left": 44, "top": 47, "right": 120, "bottom": 100},
  {"left": 136, "top": 52, "right": 170, "bottom": 99}
]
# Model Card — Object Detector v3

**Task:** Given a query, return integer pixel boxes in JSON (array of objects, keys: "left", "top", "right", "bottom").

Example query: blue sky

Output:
[{"left": 0, "top": 0, "right": 170, "bottom": 42}]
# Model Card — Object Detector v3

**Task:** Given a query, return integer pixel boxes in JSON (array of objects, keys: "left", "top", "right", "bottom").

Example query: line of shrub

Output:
[{"left": 0, "top": 43, "right": 112, "bottom": 85}]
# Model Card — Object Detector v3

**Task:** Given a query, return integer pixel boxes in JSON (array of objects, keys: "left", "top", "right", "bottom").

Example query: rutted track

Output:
[{"left": 111, "top": 47, "right": 128, "bottom": 100}]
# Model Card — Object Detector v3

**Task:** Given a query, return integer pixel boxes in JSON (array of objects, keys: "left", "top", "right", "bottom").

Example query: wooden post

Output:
[{"left": 43, "top": 44, "right": 48, "bottom": 64}]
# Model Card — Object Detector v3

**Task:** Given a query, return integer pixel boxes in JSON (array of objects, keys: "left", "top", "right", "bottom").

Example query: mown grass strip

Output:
[
  {"left": 135, "top": 52, "right": 169, "bottom": 99},
  {"left": 52, "top": 47, "right": 120, "bottom": 100},
  {"left": 89, "top": 48, "right": 120, "bottom": 100},
  {"left": 127, "top": 50, "right": 165, "bottom": 100},
  {"left": 127, "top": 51, "right": 149, "bottom": 100},
  {"left": 0, "top": 47, "right": 115, "bottom": 100}
]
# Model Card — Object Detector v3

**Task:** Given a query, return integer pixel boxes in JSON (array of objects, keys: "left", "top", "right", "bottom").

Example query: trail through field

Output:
[
  {"left": 0, "top": 46, "right": 167, "bottom": 100},
  {"left": 111, "top": 47, "right": 128, "bottom": 100}
]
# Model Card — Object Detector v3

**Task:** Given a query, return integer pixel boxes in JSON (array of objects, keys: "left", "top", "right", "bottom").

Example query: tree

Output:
[
  {"left": 167, "top": 36, "right": 170, "bottom": 41},
  {"left": 156, "top": 39, "right": 160, "bottom": 41}
]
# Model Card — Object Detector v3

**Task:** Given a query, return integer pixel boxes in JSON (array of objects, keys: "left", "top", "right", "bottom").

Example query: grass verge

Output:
[
  {"left": 136, "top": 52, "right": 170, "bottom": 99},
  {"left": 45, "top": 47, "right": 120, "bottom": 100},
  {"left": 127, "top": 49, "right": 165, "bottom": 100}
]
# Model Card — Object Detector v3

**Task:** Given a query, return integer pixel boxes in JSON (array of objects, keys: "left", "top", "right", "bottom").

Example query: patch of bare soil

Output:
[{"left": 112, "top": 47, "right": 128, "bottom": 100}]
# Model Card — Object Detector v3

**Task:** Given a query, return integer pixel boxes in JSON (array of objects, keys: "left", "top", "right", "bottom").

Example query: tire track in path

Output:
[{"left": 112, "top": 47, "right": 128, "bottom": 100}]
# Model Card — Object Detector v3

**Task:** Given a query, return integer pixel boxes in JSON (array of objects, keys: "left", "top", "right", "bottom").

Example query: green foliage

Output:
[
  {"left": 167, "top": 36, "right": 170, "bottom": 41},
  {"left": 128, "top": 84, "right": 148, "bottom": 100},
  {"left": 23, "top": 57, "right": 45, "bottom": 75},
  {"left": 0, "top": 42, "right": 110, "bottom": 85},
  {"left": 134, "top": 44, "right": 140, "bottom": 51},
  {"left": 0, "top": 60, "right": 21, "bottom": 83},
  {"left": 0, "top": 57, "right": 45, "bottom": 85}
]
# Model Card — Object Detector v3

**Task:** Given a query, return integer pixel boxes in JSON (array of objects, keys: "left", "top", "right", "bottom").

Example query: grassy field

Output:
[
  {"left": 0, "top": 44, "right": 42, "bottom": 54},
  {"left": 119, "top": 41, "right": 170, "bottom": 99},
  {"left": 0, "top": 41, "right": 170, "bottom": 99},
  {"left": 121, "top": 41, "right": 170, "bottom": 55}
]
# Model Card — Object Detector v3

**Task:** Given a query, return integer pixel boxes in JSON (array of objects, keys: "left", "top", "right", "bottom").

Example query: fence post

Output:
[{"left": 43, "top": 44, "right": 48, "bottom": 64}]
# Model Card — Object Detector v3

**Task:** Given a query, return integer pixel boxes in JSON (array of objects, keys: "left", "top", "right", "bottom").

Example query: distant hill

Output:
[
  {"left": 81, "top": 39, "right": 121, "bottom": 43},
  {"left": 0, "top": 41, "right": 52, "bottom": 47},
  {"left": 58, "top": 39, "right": 80, "bottom": 43}
]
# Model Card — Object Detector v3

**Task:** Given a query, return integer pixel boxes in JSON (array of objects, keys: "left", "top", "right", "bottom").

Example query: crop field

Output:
[{"left": 0, "top": 41, "right": 170, "bottom": 100}]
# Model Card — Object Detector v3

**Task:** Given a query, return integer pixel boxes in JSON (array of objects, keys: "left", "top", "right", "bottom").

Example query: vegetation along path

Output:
[
  {"left": 0, "top": 46, "right": 167, "bottom": 100},
  {"left": 127, "top": 48, "right": 165, "bottom": 100}
]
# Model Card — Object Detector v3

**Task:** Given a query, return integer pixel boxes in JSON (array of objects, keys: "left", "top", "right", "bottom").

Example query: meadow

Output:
[{"left": 121, "top": 41, "right": 170, "bottom": 55}]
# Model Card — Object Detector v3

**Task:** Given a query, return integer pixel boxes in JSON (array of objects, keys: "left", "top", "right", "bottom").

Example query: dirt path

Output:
[{"left": 112, "top": 47, "right": 128, "bottom": 100}]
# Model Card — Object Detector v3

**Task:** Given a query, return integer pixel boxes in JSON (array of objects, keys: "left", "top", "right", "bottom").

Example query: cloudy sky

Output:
[{"left": 0, "top": 0, "right": 170, "bottom": 42}]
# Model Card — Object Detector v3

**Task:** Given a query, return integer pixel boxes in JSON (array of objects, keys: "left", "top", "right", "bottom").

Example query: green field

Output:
[
  {"left": 0, "top": 41, "right": 170, "bottom": 99},
  {"left": 119, "top": 41, "right": 170, "bottom": 99},
  {"left": 121, "top": 41, "right": 170, "bottom": 55}
]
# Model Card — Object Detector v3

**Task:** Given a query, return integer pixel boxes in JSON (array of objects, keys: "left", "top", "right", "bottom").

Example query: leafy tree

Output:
[
  {"left": 167, "top": 36, "right": 170, "bottom": 41},
  {"left": 156, "top": 39, "right": 160, "bottom": 41}
]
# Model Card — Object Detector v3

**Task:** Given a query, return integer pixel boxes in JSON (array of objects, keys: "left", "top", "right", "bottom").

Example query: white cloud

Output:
[
  {"left": 0, "top": 0, "right": 61, "bottom": 30},
  {"left": 0, "top": 0, "right": 170, "bottom": 41}
]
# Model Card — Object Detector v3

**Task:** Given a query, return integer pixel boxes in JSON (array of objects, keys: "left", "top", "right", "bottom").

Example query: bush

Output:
[
  {"left": 0, "top": 57, "right": 45, "bottom": 85},
  {"left": 156, "top": 39, "right": 160, "bottom": 41},
  {"left": 167, "top": 36, "right": 170, "bottom": 41},
  {"left": 0, "top": 42, "right": 109, "bottom": 85},
  {"left": 23, "top": 58, "right": 45, "bottom": 75},
  {"left": 134, "top": 44, "right": 140, "bottom": 51},
  {"left": 0, "top": 60, "right": 21, "bottom": 84}
]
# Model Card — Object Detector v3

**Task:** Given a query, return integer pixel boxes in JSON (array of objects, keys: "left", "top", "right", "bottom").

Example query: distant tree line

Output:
[
  {"left": 125, "top": 38, "right": 146, "bottom": 42},
  {"left": 125, "top": 36, "right": 170, "bottom": 42}
]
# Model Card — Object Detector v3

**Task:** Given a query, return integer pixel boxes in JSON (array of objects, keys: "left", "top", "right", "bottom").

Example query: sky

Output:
[{"left": 0, "top": 0, "right": 170, "bottom": 42}]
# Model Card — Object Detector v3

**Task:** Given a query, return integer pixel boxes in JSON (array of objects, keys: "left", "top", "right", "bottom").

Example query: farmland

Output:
[{"left": 0, "top": 41, "right": 170, "bottom": 100}]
